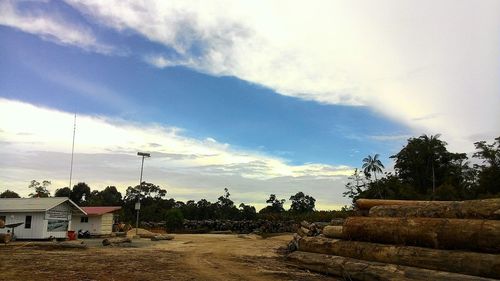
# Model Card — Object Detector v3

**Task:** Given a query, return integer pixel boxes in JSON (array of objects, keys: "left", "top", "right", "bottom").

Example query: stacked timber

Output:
[
  {"left": 287, "top": 198, "right": 500, "bottom": 281},
  {"left": 183, "top": 219, "right": 295, "bottom": 233}
]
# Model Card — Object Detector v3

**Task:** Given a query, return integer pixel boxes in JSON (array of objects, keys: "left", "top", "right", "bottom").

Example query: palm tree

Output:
[{"left": 362, "top": 154, "right": 385, "bottom": 181}]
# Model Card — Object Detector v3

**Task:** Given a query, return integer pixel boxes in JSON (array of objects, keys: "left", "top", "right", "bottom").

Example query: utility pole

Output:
[
  {"left": 69, "top": 113, "right": 76, "bottom": 190},
  {"left": 136, "top": 152, "right": 151, "bottom": 236}
]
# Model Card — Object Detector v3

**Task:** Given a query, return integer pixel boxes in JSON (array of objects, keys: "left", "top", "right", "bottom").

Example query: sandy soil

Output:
[{"left": 0, "top": 233, "right": 337, "bottom": 281}]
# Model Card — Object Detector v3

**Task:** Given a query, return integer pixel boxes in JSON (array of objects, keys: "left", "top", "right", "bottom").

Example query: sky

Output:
[{"left": 0, "top": 0, "right": 499, "bottom": 210}]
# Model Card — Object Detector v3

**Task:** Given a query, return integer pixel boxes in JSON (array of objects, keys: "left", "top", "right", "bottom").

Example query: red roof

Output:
[{"left": 82, "top": 206, "right": 121, "bottom": 215}]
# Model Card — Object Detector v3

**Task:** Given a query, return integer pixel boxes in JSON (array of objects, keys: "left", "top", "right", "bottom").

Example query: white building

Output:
[
  {"left": 0, "top": 197, "right": 86, "bottom": 239},
  {"left": 71, "top": 206, "right": 121, "bottom": 235}
]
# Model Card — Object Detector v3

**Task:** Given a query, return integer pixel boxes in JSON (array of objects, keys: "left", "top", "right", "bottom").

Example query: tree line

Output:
[
  {"left": 344, "top": 135, "right": 500, "bottom": 202},
  {"left": 1, "top": 181, "right": 341, "bottom": 224}
]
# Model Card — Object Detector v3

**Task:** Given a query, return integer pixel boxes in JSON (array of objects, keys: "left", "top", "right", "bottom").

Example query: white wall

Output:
[
  {"left": 0, "top": 212, "right": 46, "bottom": 239},
  {"left": 71, "top": 215, "right": 102, "bottom": 235},
  {"left": 0, "top": 202, "right": 75, "bottom": 239}
]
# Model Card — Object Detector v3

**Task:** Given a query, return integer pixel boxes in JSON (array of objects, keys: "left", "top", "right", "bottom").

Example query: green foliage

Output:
[
  {"left": 238, "top": 203, "right": 257, "bottom": 220},
  {"left": 124, "top": 182, "right": 167, "bottom": 202},
  {"left": 165, "top": 208, "right": 184, "bottom": 231},
  {"left": 362, "top": 154, "right": 385, "bottom": 180},
  {"left": 70, "top": 182, "right": 91, "bottom": 205},
  {"left": 0, "top": 189, "right": 20, "bottom": 198},
  {"left": 259, "top": 194, "right": 286, "bottom": 214},
  {"left": 343, "top": 168, "right": 367, "bottom": 201},
  {"left": 86, "top": 186, "right": 123, "bottom": 206},
  {"left": 289, "top": 192, "right": 316, "bottom": 213},
  {"left": 28, "top": 180, "right": 51, "bottom": 198},
  {"left": 54, "top": 187, "right": 72, "bottom": 197},
  {"left": 346, "top": 134, "right": 500, "bottom": 202},
  {"left": 473, "top": 137, "right": 500, "bottom": 196}
]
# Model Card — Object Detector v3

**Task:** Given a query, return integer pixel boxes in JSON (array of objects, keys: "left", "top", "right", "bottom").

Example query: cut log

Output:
[
  {"left": 298, "top": 237, "right": 500, "bottom": 279},
  {"left": 321, "top": 226, "right": 343, "bottom": 239},
  {"left": 102, "top": 237, "right": 132, "bottom": 246},
  {"left": 369, "top": 198, "right": 500, "bottom": 219},
  {"left": 300, "top": 221, "right": 312, "bottom": 229},
  {"left": 356, "top": 199, "right": 449, "bottom": 210},
  {"left": 151, "top": 234, "right": 175, "bottom": 241},
  {"left": 25, "top": 242, "right": 87, "bottom": 249},
  {"left": 343, "top": 217, "right": 500, "bottom": 253},
  {"left": 0, "top": 233, "right": 12, "bottom": 244},
  {"left": 287, "top": 251, "right": 496, "bottom": 281}
]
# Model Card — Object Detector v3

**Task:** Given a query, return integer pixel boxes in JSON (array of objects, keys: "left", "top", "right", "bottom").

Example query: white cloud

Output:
[
  {"left": 63, "top": 0, "right": 500, "bottom": 152},
  {"left": 0, "top": 99, "right": 352, "bottom": 209},
  {"left": 0, "top": 0, "right": 115, "bottom": 54}
]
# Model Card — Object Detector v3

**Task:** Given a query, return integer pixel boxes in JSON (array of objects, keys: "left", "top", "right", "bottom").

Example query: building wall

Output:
[
  {"left": 71, "top": 215, "right": 102, "bottom": 235},
  {"left": 0, "top": 202, "right": 75, "bottom": 239},
  {"left": 100, "top": 213, "right": 114, "bottom": 234},
  {"left": 0, "top": 212, "right": 46, "bottom": 239}
]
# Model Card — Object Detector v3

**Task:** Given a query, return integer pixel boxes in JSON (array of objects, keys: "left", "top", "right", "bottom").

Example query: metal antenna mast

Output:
[{"left": 69, "top": 113, "right": 76, "bottom": 189}]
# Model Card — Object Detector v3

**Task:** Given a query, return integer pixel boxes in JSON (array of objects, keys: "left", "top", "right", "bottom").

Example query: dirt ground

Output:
[{"left": 0, "top": 233, "right": 337, "bottom": 281}]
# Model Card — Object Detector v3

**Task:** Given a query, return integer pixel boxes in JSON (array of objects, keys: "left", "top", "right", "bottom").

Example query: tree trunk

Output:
[
  {"left": 369, "top": 199, "right": 500, "bottom": 219},
  {"left": 321, "top": 226, "right": 343, "bottom": 239},
  {"left": 102, "top": 237, "right": 132, "bottom": 246},
  {"left": 287, "top": 251, "right": 496, "bottom": 281},
  {"left": 355, "top": 199, "right": 449, "bottom": 210},
  {"left": 343, "top": 217, "right": 500, "bottom": 253},
  {"left": 151, "top": 234, "right": 175, "bottom": 241},
  {"left": 298, "top": 237, "right": 500, "bottom": 279}
]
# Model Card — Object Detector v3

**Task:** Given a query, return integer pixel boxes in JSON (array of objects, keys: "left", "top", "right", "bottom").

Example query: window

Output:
[
  {"left": 25, "top": 215, "right": 32, "bottom": 229},
  {"left": 80, "top": 217, "right": 88, "bottom": 223},
  {"left": 0, "top": 215, "right": 5, "bottom": 229}
]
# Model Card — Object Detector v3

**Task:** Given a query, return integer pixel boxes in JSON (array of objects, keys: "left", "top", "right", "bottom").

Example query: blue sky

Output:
[{"left": 0, "top": 1, "right": 498, "bottom": 209}]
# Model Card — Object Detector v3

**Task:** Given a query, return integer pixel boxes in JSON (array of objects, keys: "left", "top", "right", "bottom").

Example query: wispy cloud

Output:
[
  {"left": 62, "top": 0, "right": 500, "bottom": 152},
  {"left": 0, "top": 0, "right": 116, "bottom": 54},
  {"left": 0, "top": 99, "right": 352, "bottom": 209}
]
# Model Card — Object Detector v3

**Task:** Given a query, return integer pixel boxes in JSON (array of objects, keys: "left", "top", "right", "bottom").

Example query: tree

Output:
[
  {"left": 260, "top": 194, "right": 286, "bottom": 213},
  {"left": 28, "top": 180, "right": 51, "bottom": 198},
  {"left": 123, "top": 182, "right": 167, "bottom": 222},
  {"left": 0, "top": 189, "right": 20, "bottom": 198},
  {"left": 473, "top": 136, "right": 500, "bottom": 195},
  {"left": 165, "top": 208, "right": 184, "bottom": 231},
  {"left": 216, "top": 188, "right": 239, "bottom": 219},
  {"left": 343, "top": 168, "right": 367, "bottom": 201},
  {"left": 289, "top": 192, "right": 316, "bottom": 213},
  {"left": 124, "top": 182, "right": 167, "bottom": 202},
  {"left": 391, "top": 134, "right": 468, "bottom": 196},
  {"left": 238, "top": 203, "right": 257, "bottom": 220},
  {"left": 362, "top": 154, "right": 385, "bottom": 180},
  {"left": 54, "top": 187, "right": 71, "bottom": 197},
  {"left": 86, "top": 186, "right": 123, "bottom": 206},
  {"left": 70, "top": 182, "right": 91, "bottom": 205}
]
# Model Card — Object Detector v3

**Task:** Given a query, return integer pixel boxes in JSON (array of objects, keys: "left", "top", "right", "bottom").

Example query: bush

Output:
[{"left": 165, "top": 208, "right": 184, "bottom": 231}]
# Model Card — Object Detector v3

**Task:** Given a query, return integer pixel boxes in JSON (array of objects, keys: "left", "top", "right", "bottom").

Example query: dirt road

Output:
[{"left": 0, "top": 234, "right": 337, "bottom": 281}]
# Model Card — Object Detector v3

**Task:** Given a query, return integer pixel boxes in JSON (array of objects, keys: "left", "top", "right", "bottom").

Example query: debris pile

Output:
[{"left": 287, "top": 198, "right": 500, "bottom": 280}]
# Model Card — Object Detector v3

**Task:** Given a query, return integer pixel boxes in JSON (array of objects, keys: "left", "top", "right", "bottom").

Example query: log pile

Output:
[
  {"left": 287, "top": 198, "right": 500, "bottom": 280},
  {"left": 183, "top": 219, "right": 295, "bottom": 233}
]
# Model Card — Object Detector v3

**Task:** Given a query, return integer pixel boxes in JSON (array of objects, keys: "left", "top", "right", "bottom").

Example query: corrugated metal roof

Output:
[
  {"left": 0, "top": 197, "right": 86, "bottom": 215},
  {"left": 81, "top": 206, "right": 121, "bottom": 215}
]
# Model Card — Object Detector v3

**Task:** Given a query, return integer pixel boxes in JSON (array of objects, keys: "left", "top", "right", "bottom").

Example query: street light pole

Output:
[{"left": 136, "top": 152, "right": 151, "bottom": 236}]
